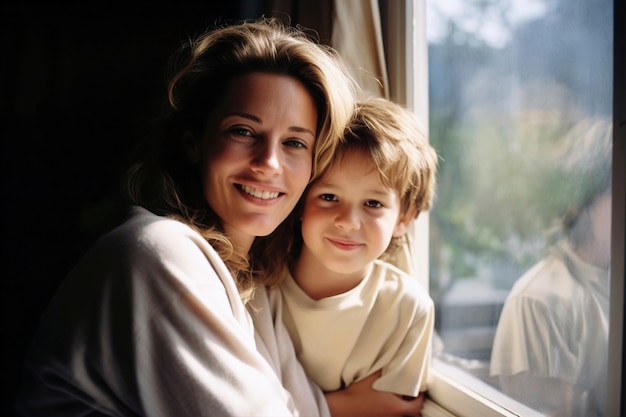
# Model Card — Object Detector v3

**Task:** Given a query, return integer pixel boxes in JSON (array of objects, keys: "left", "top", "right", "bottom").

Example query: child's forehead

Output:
[
  {"left": 316, "top": 151, "right": 393, "bottom": 189},
  {"left": 334, "top": 145, "right": 373, "bottom": 164},
  {"left": 327, "top": 147, "right": 374, "bottom": 171}
]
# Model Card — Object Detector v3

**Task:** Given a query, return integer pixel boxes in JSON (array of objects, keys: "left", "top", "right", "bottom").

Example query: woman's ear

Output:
[
  {"left": 392, "top": 205, "right": 419, "bottom": 238},
  {"left": 183, "top": 131, "right": 200, "bottom": 163}
]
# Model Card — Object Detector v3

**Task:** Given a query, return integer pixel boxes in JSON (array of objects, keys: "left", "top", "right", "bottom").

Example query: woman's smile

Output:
[
  {"left": 237, "top": 184, "right": 283, "bottom": 201},
  {"left": 200, "top": 72, "right": 318, "bottom": 250}
]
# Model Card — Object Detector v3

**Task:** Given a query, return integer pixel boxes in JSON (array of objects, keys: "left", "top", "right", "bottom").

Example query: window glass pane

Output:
[{"left": 426, "top": 0, "right": 613, "bottom": 415}]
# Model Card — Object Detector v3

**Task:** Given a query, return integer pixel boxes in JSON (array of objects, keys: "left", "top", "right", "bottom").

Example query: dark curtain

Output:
[
  {"left": 0, "top": 2, "right": 253, "bottom": 414},
  {"left": 263, "top": 0, "right": 334, "bottom": 45}
]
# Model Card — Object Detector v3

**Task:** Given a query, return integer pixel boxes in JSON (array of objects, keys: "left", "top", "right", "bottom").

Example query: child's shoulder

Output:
[
  {"left": 371, "top": 259, "right": 432, "bottom": 302},
  {"left": 372, "top": 258, "right": 410, "bottom": 278},
  {"left": 369, "top": 260, "right": 433, "bottom": 317}
]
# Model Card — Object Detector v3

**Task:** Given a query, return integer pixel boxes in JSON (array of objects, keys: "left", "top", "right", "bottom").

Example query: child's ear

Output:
[
  {"left": 392, "top": 205, "right": 419, "bottom": 237},
  {"left": 183, "top": 131, "right": 200, "bottom": 163}
]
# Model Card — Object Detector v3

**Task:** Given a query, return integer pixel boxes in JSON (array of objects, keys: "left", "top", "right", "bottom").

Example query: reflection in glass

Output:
[
  {"left": 426, "top": 0, "right": 613, "bottom": 415},
  {"left": 490, "top": 119, "right": 612, "bottom": 417}
]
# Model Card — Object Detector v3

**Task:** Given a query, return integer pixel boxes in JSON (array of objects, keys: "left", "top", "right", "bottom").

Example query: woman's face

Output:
[{"left": 197, "top": 72, "right": 318, "bottom": 252}]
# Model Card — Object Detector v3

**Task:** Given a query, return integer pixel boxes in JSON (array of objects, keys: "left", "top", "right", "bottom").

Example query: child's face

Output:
[{"left": 300, "top": 148, "right": 411, "bottom": 276}]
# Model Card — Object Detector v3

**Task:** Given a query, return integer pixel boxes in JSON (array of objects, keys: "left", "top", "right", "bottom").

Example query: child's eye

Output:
[
  {"left": 320, "top": 194, "right": 337, "bottom": 202},
  {"left": 365, "top": 200, "right": 383, "bottom": 208}
]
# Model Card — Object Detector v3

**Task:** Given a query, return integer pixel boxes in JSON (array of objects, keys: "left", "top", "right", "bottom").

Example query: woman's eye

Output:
[
  {"left": 320, "top": 194, "right": 337, "bottom": 202},
  {"left": 365, "top": 200, "right": 383, "bottom": 208},
  {"left": 284, "top": 139, "right": 307, "bottom": 149},
  {"left": 232, "top": 127, "right": 253, "bottom": 137}
]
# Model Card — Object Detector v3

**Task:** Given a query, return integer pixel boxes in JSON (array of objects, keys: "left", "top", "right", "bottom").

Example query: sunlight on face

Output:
[
  {"left": 299, "top": 149, "right": 407, "bottom": 277},
  {"left": 199, "top": 72, "right": 318, "bottom": 252}
]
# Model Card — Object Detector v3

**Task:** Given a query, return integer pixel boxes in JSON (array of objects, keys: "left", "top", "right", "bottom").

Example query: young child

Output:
[{"left": 276, "top": 96, "right": 439, "bottom": 399}]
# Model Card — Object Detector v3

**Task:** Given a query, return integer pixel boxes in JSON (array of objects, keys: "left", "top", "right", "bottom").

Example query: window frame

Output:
[{"left": 384, "top": 1, "right": 625, "bottom": 416}]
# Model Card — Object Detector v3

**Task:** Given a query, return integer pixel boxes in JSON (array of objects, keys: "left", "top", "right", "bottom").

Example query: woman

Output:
[{"left": 15, "top": 18, "right": 423, "bottom": 417}]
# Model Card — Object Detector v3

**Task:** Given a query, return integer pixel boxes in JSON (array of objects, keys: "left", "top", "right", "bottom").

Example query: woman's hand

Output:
[{"left": 324, "top": 371, "right": 425, "bottom": 417}]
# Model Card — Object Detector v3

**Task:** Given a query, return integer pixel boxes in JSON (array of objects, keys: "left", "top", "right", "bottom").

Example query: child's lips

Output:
[{"left": 326, "top": 237, "right": 363, "bottom": 250}]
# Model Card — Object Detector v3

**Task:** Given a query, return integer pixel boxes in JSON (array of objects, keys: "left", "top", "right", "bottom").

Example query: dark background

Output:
[
  {"left": 0, "top": 1, "right": 336, "bottom": 412},
  {"left": 0, "top": 1, "right": 270, "bottom": 413}
]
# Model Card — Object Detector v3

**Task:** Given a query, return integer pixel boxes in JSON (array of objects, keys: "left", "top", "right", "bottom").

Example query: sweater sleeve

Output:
[
  {"left": 249, "top": 285, "right": 331, "bottom": 417},
  {"left": 130, "top": 219, "right": 297, "bottom": 416},
  {"left": 15, "top": 208, "right": 298, "bottom": 417}
]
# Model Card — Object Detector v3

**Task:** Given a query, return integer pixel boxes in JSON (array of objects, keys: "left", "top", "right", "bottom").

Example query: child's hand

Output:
[{"left": 325, "top": 370, "right": 425, "bottom": 417}]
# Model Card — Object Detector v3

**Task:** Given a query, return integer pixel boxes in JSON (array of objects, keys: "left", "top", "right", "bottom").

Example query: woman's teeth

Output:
[{"left": 241, "top": 185, "right": 279, "bottom": 200}]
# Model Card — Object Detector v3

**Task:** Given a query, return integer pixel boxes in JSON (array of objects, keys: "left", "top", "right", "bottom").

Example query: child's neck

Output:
[{"left": 290, "top": 248, "right": 371, "bottom": 300}]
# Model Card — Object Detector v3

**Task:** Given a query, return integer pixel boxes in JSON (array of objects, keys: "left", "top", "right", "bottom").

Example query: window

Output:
[{"left": 396, "top": 0, "right": 622, "bottom": 416}]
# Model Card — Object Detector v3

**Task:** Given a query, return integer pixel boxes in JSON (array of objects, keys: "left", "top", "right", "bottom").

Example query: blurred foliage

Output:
[{"left": 427, "top": 0, "right": 613, "bottom": 291}]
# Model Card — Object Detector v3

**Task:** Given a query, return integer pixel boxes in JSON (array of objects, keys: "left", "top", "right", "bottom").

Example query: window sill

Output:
[{"left": 425, "top": 358, "right": 545, "bottom": 417}]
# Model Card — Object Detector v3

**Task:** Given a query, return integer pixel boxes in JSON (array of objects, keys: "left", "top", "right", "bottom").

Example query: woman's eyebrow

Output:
[
  {"left": 230, "top": 112, "right": 315, "bottom": 136},
  {"left": 288, "top": 126, "right": 316, "bottom": 136},
  {"left": 229, "top": 111, "right": 261, "bottom": 123}
]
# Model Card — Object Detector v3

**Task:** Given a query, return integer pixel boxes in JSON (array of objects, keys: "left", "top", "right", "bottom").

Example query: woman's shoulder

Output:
[
  {"left": 103, "top": 206, "right": 206, "bottom": 255},
  {"left": 58, "top": 206, "right": 239, "bottom": 317},
  {"left": 116, "top": 205, "right": 192, "bottom": 238},
  {"left": 78, "top": 206, "right": 227, "bottom": 289}
]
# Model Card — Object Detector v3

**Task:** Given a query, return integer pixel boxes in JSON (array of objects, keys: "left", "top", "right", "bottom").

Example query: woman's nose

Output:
[{"left": 251, "top": 140, "right": 282, "bottom": 176}]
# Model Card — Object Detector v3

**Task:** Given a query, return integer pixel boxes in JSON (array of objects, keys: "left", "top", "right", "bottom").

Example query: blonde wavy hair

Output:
[
  {"left": 125, "top": 17, "right": 358, "bottom": 302},
  {"left": 346, "top": 97, "right": 438, "bottom": 215}
]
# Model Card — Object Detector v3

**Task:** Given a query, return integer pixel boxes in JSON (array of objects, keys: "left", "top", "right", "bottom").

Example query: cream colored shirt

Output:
[{"left": 277, "top": 259, "right": 434, "bottom": 397}]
